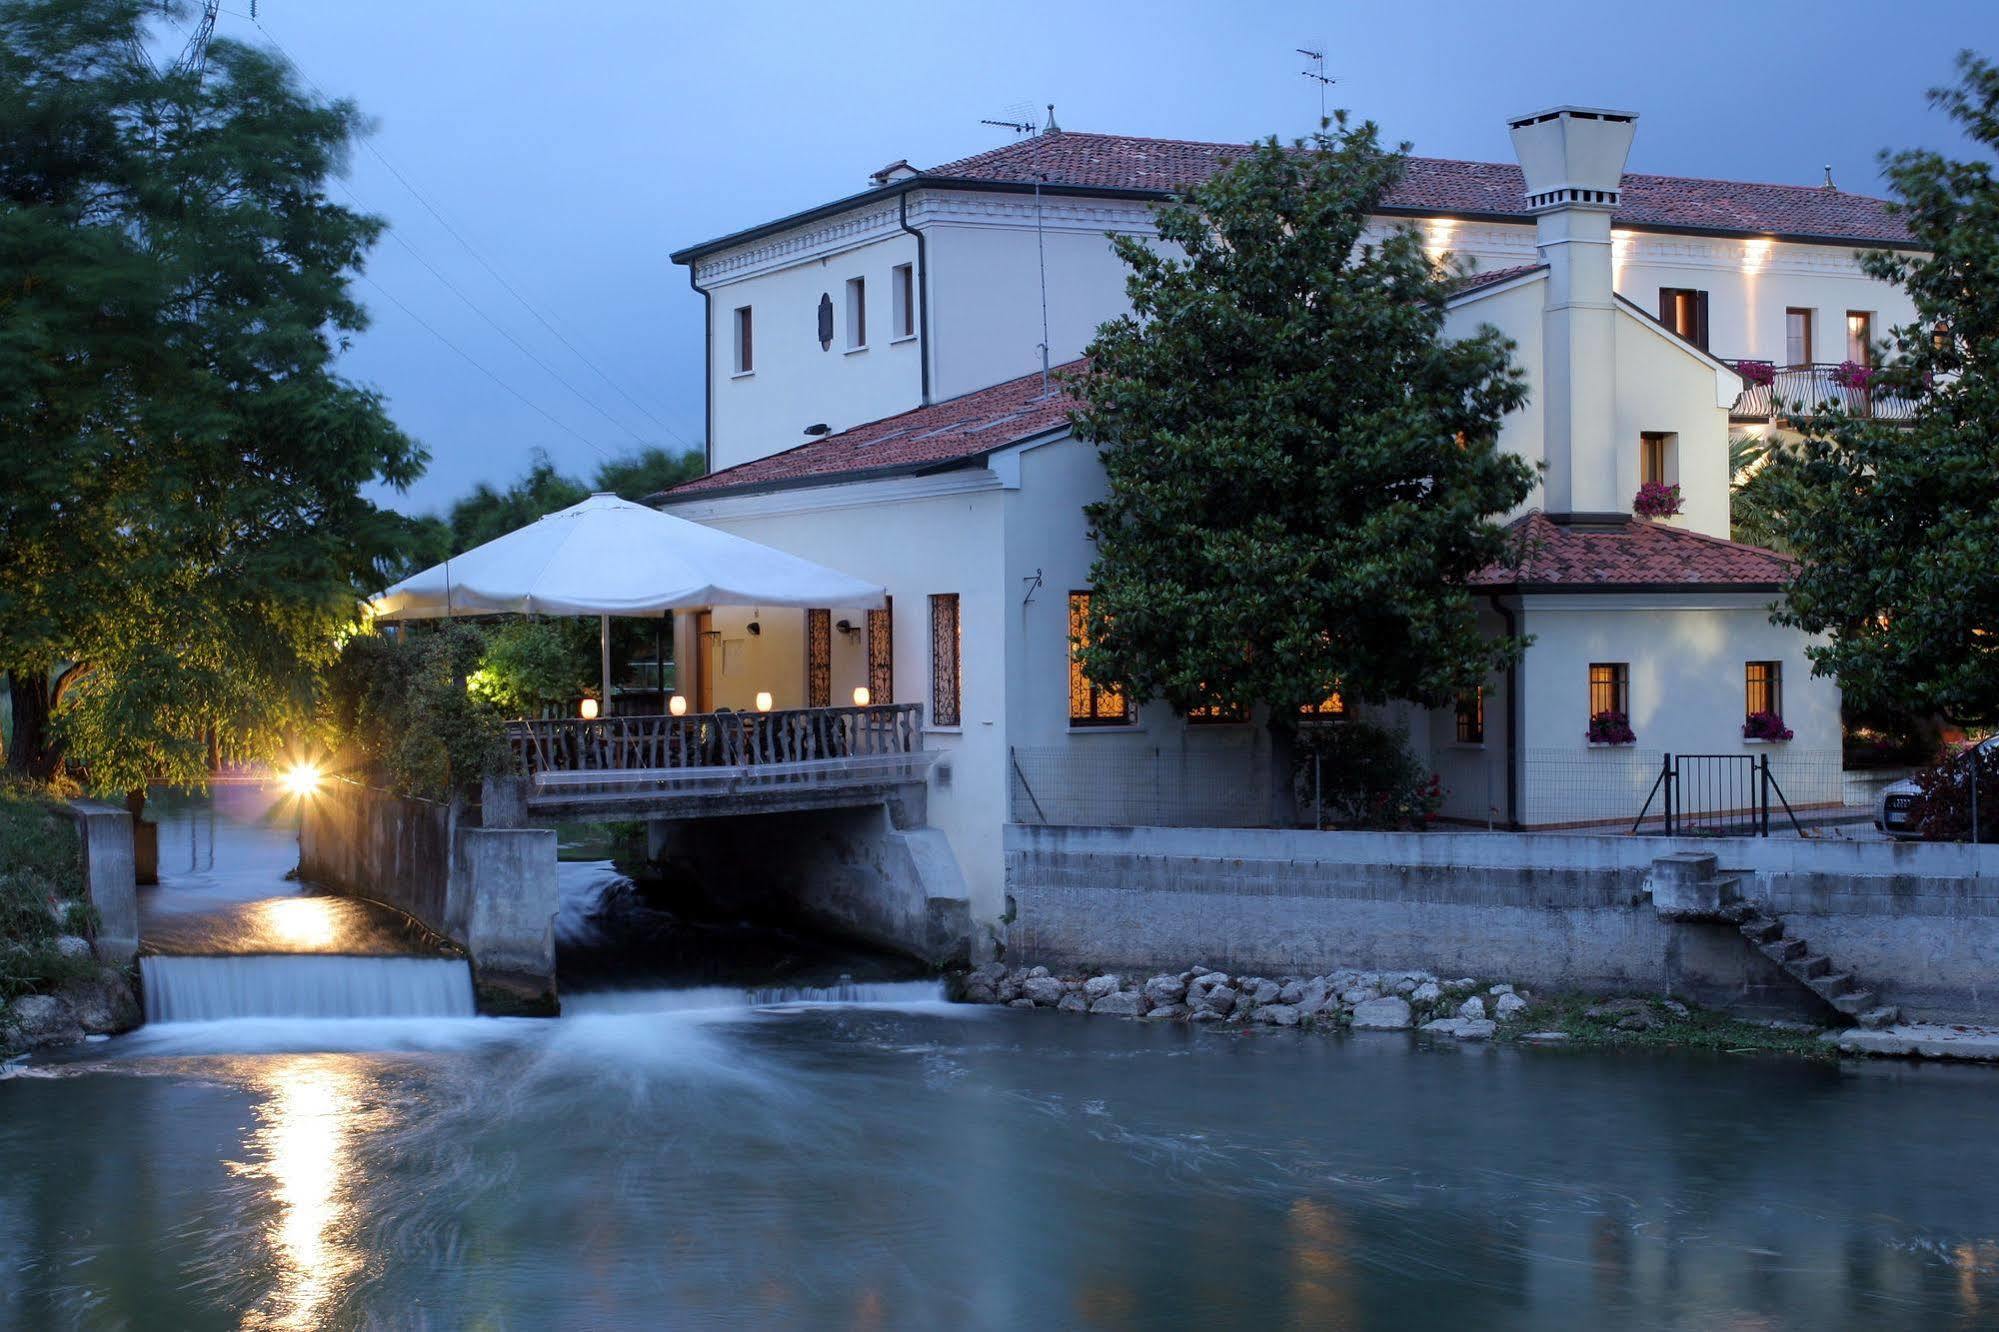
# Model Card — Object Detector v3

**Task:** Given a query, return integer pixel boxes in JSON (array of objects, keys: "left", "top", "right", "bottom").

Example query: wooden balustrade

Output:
[{"left": 506, "top": 702, "right": 925, "bottom": 776}]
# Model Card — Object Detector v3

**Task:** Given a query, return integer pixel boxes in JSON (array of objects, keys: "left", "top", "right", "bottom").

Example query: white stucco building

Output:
[{"left": 655, "top": 106, "right": 1921, "bottom": 920}]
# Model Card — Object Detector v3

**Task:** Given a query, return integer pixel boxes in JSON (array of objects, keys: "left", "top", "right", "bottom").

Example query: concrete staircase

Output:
[
  {"left": 1722, "top": 902, "right": 1900, "bottom": 1029},
  {"left": 1646, "top": 852, "right": 1898, "bottom": 1029}
]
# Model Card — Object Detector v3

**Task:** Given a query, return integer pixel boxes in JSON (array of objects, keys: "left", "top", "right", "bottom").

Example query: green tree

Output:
[
  {"left": 1756, "top": 53, "right": 1999, "bottom": 724},
  {"left": 592, "top": 445, "right": 704, "bottom": 503},
  {"left": 443, "top": 451, "right": 588, "bottom": 554},
  {"left": 0, "top": 0, "right": 424, "bottom": 788},
  {"left": 1070, "top": 115, "right": 1535, "bottom": 819}
]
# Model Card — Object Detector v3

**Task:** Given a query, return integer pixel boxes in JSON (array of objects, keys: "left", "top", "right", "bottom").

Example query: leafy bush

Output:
[
  {"left": 1292, "top": 721, "right": 1444, "bottom": 830},
  {"left": 0, "top": 778, "right": 96, "bottom": 1000},
  {"left": 1913, "top": 740, "right": 1999, "bottom": 843},
  {"left": 466, "top": 619, "right": 595, "bottom": 717},
  {"left": 1632, "top": 482, "right": 1683, "bottom": 519},
  {"left": 323, "top": 624, "right": 514, "bottom": 800}
]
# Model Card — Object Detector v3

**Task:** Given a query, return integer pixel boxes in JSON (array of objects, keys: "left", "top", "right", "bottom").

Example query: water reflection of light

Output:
[
  {"left": 1288, "top": 1197, "right": 1354, "bottom": 1326},
  {"left": 242, "top": 1058, "right": 365, "bottom": 1329},
  {"left": 258, "top": 897, "right": 338, "bottom": 950}
]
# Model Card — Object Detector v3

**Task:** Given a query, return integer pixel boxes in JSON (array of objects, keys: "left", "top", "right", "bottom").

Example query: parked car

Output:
[{"left": 1875, "top": 736, "right": 1999, "bottom": 840}]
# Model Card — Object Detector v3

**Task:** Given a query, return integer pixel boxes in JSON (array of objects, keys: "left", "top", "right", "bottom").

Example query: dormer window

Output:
[{"left": 845, "top": 277, "right": 867, "bottom": 351}]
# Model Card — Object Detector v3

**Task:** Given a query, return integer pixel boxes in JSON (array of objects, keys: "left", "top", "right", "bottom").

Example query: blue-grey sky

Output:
[{"left": 211, "top": 0, "right": 1992, "bottom": 514}]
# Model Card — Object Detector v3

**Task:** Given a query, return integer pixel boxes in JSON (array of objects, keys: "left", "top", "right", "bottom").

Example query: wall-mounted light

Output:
[
  {"left": 835, "top": 618, "right": 860, "bottom": 637},
  {"left": 579, "top": 698, "right": 600, "bottom": 720},
  {"left": 804, "top": 423, "right": 831, "bottom": 436},
  {"left": 668, "top": 694, "right": 688, "bottom": 717},
  {"left": 852, "top": 686, "right": 871, "bottom": 707},
  {"left": 755, "top": 691, "right": 774, "bottom": 712},
  {"left": 747, "top": 620, "right": 761, "bottom": 636}
]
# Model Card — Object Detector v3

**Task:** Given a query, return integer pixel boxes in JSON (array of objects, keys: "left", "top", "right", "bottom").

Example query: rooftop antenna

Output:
[
  {"left": 979, "top": 105, "right": 1054, "bottom": 390},
  {"left": 1297, "top": 47, "right": 1336, "bottom": 128}
]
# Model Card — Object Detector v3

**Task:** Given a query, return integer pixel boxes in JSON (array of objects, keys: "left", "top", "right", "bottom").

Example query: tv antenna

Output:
[
  {"left": 1298, "top": 47, "right": 1336, "bottom": 127},
  {"left": 978, "top": 104, "right": 1057, "bottom": 389}
]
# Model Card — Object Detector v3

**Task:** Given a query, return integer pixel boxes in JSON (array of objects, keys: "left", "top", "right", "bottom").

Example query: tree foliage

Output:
[
  {"left": 1754, "top": 52, "right": 1999, "bottom": 724},
  {"left": 0, "top": 0, "right": 423, "bottom": 787},
  {"left": 322, "top": 624, "right": 511, "bottom": 801},
  {"left": 1070, "top": 116, "right": 1535, "bottom": 747}
]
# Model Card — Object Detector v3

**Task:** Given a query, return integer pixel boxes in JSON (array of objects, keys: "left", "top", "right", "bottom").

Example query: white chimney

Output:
[{"left": 1507, "top": 106, "right": 1637, "bottom": 519}]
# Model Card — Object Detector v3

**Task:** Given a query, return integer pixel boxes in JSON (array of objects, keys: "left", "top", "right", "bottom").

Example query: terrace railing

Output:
[
  {"left": 1728, "top": 362, "right": 1919, "bottom": 425},
  {"left": 507, "top": 702, "right": 924, "bottom": 777}
]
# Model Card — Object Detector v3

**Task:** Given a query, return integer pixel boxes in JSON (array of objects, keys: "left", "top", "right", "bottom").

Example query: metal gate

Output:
[{"left": 1634, "top": 753, "right": 1802, "bottom": 836}]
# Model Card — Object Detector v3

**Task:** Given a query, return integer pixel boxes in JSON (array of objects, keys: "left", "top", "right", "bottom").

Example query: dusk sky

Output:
[{"left": 192, "top": 1, "right": 1993, "bottom": 514}]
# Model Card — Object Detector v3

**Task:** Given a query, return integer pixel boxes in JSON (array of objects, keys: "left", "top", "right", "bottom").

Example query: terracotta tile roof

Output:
[
  {"left": 663, "top": 364, "right": 1081, "bottom": 498},
  {"left": 1473, "top": 512, "right": 1796, "bottom": 591},
  {"left": 1446, "top": 262, "right": 1546, "bottom": 297},
  {"left": 929, "top": 131, "right": 1913, "bottom": 246}
]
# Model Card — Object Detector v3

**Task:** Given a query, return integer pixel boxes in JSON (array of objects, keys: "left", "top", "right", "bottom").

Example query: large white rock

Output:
[
  {"left": 1410, "top": 981, "right": 1442, "bottom": 1003},
  {"left": 1350, "top": 996, "right": 1414, "bottom": 1030},
  {"left": 1022, "top": 976, "right": 1066, "bottom": 1006},
  {"left": 1084, "top": 974, "right": 1120, "bottom": 1000},
  {"left": 1254, "top": 1004, "right": 1301, "bottom": 1027},
  {"left": 1143, "top": 974, "right": 1188, "bottom": 1006},
  {"left": 1494, "top": 992, "right": 1529, "bottom": 1022},
  {"left": 1457, "top": 996, "right": 1487, "bottom": 1022},
  {"left": 1089, "top": 990, "right": 1145, "bottom": 1017},
  {"left": 1455, "top": 1019, "right": 1498, "bottom": 1040}
]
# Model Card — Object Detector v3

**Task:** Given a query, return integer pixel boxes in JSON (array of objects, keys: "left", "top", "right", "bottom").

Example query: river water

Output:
[{"left": 4, "top": 792, "right": 1999, "bottom": 1328}]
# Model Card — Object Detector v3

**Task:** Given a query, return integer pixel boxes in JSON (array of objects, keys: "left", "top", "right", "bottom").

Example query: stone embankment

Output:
[
  {"left": 0, "top": 935, "right": 140, "bottom": 1054},
  {"left": 955, "top": 961, "right": 1543, "bottom": 1042}
]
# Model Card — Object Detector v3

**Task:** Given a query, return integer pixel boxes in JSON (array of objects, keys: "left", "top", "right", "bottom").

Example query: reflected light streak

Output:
[
  {"left": 256, "top": 897, "right": 339, "bottom": 950},
  {"left": 243, "top": 1060, "right": 364, "bottom": 1329}
]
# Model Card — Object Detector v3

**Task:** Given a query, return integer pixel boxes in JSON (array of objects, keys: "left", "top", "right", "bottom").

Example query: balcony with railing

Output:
[
  {"left": 504, "top": 702, "right": 934, "bottom": 816},
  {"left": 1728, "top": 361, "right": 1919, "bottom": 425}
]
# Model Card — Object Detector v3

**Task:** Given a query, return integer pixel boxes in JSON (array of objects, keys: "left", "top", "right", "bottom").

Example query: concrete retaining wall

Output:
[
  {"left": 1005, "top": 825, "right": 1999, "bottom": 1022},
  {"left": 301, "top": 781, "right": 558, "bottom": 1012}
]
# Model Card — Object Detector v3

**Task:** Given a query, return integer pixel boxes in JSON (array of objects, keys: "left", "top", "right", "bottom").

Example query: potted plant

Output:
[
  {"left": 1742, "top": 710, "right": 1794, "bottom": 742},
  {"left": 1587, "top": 710, "right": 1637, "bottom": 746},
  {"left": 1735, "top": 359, "right": 1777, "bottom": 386},
  {"left": 1632, "top": 482, "right": 1683, "bottom": 520}
]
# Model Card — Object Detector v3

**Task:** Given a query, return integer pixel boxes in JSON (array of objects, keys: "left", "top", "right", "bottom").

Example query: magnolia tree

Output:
[
  {"left": 1069, "top": 114, "right": 1536, "bottom": 822},
  {"left": 1753, "top": 53, "right": 1999, "bottom": 729}
]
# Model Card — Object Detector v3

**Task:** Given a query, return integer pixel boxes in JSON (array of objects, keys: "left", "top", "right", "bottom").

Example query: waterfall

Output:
[{"left": 140, "top": 954, "right": 477, "bottom": 1023}]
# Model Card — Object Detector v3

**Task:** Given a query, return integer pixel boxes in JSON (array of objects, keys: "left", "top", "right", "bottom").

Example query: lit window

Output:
[
  {"left": 929, "top": 594, "right": 961, "bottom": 727},
  {"left": 1745, "top": 661, "right": 1782, "bottom": 718},
  {"left": 1589, "top": 662, "right": 1629, "bottom": 718},
  {"left": 1659, "top": 288, "right": 1709, "bottom": 349},
  {"left": 892, "top": 263, "right": 915, "bottom": 340},
  {"left": 1067, "top": 592, "right": 1129, "bottom": 727},
  {"left": 1785, "top": 308, "right": 1813, "bottom": 365},
  {"left": 732, "top": 305, "right": 753, "bottom": 374},
  {"left": 1846, "top": 311, "right": 1873, "bottom": 366},
  {"left": 1455, "top": 688, "right": 1485, "bottom": 744},
  {"left": 845, "top": 277, "right": 867, "bottom": 350}
]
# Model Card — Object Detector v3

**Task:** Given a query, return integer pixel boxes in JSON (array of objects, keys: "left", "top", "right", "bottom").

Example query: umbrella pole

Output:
[{"left": 600, "top": 614, "right": 612, "bottom": 717}]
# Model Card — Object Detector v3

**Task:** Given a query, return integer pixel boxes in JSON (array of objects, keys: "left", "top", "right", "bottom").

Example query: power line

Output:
[
  {"left": 359, "top": 274, "right": 615, "bottom": 459},
  {"left": 240, "top": 9, "right": 698, "bottom": 454}
]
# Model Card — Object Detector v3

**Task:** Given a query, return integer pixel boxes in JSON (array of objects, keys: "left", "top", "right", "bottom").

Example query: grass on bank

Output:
[
  {"left": 1516, "top": 994, "right": 1835, "bottom": 1060},
  {"left": 0, "top": 776, "right": 97, "bottom": 1002}
]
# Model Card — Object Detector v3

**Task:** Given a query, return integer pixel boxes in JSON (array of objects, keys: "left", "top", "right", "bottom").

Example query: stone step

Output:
[
  {"left": 1809, "top": 972, "right": 1856, "bottom": 1001},
  {"left": 1830, "top": 990, "right": 1877, "bottom": 1016},
  {"left": 1788, "top": 954, "right": 1832, "bottom": 980},
  {"left": 1718, "top": 901, "right": 1755, "bottom": 925},
  {"left": 1740, "top": 917, "right": 1785, "bottom": 943},
  {"left": 1761, "top": 937, "right": 1806, "bottom": 963},
  {"left": 1856, "top": 1005, "right": 1900, "bottom": 1029}
]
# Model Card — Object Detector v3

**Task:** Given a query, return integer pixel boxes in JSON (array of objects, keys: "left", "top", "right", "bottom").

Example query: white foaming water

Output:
[
  {"left": 140, "top": 954, "right": 477, "bottom": 1023},
  {"left": 562, "top": 979, "right": 951, "bottom": 1017}
]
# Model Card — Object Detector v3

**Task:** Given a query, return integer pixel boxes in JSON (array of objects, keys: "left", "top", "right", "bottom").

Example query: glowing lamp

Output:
[
  {"left": 852, "top": 686, "right": 871, "bottom": 707},
  {"left": 669, "top": 694, "right": 688, "bottom": 717},
  {"left": 281, "top": 762, "right": 322, "bottom": 797},
  {"left": 755, "top": 691, "right": 773, "bottom": 713},
  {"left": 579, "top": 698, "right": 600, "bottom": 720}
]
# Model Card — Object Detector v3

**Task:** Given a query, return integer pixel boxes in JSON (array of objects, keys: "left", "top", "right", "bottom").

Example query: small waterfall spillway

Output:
[{"left": 140, "top": 954, "right": 477, "bottom": 1023}]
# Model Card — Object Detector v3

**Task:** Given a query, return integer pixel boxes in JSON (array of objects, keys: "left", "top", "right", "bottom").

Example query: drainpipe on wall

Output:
[
  {"left": 897, "top": 189, "right": 932, "bottom": 407},
  {"left": 685, "top": 261, "right": 713, "bottom": 474},
  {"left": 1490, "top": 594, "right": 1522, "bottom": 830}
]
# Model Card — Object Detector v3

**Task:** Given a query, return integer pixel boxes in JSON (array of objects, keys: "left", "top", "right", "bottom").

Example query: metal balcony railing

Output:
[{"left": 1728, "top": 361, "right": 1919, "bottom": 425}]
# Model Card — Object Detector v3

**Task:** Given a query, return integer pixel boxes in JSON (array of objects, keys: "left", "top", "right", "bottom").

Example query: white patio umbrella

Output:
[{"left": 368, "top": 492, "right": 885, "bottom": 714}]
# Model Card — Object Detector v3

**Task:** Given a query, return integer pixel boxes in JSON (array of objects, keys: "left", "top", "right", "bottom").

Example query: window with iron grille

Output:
[
  {"left": 928, "top": 594, "right": 961, "bottom": 726},
  {"left": 1455, "top": 688, "right": 1485, "bottom": 744},
  {"left": 1745, "top": 660, "right": 1782, "bottom": 718},
  {"left": 805, "top": 609, "right": 831, "bottom": 708},
  {"left": 1067, "top": 592, "right": 1129, "bottom": 726},
  {"left": 866, "top": 597, "right": 893, "bottom": 705},
  {"left": 1589, "top": 662, "right": 1629, "bottom": 717}
]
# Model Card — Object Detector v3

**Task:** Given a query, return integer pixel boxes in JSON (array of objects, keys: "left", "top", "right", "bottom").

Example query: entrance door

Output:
[{"left": 694, "top": 610, "right": 714, "bottom": 713}]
